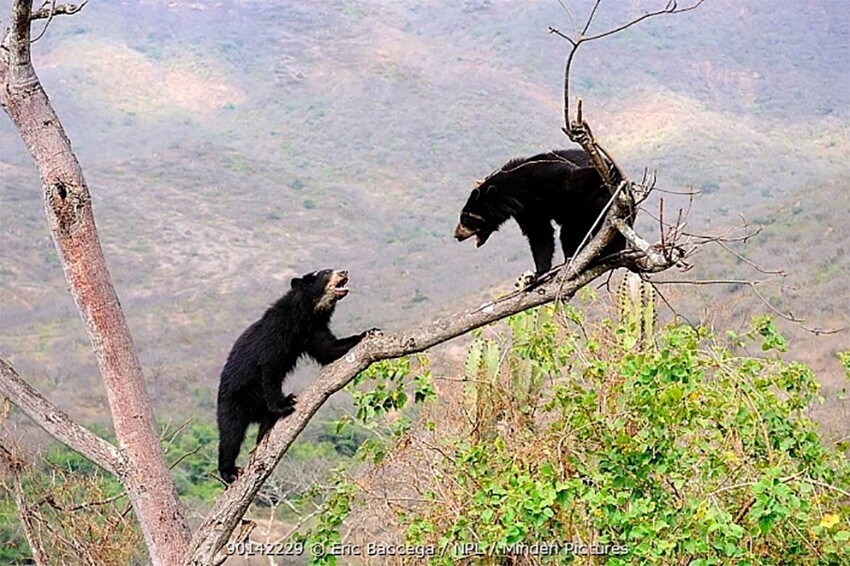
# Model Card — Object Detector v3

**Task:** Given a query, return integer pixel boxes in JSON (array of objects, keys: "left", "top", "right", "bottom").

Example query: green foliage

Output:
[
  {"left": 397, "top": 306, "right": 849, "bottom": 564},
  {"left": 166, "top": 420, "right": 221, "bottom": 503},
  {"left": 348, "top": 356, "right": 435, "bottom": 426},
  {"left": 0, "top": 497, "right": 29, "bottom": 563},
  {"left": 750, "top": 315, "right": 788, "bottom": 353},
  {"left": 350, "top": 358, "right": 411, "bottom": 423},
  {"left": 348, "top": 356, "right": 435, "bottom": 466},
  {"left": 838, "top": 351, "right": 850, "bottom": 380},
  {"left": 295, "top": 479, "right": 357, "bottom": 565}
]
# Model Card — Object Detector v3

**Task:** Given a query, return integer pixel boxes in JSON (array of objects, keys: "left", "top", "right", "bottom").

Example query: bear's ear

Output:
[
  {"left": 473, "top": 184, "right": 498, "bottom": 202},
  {"left": 290, "top": 277, "right": 304, "bottom": 289}
]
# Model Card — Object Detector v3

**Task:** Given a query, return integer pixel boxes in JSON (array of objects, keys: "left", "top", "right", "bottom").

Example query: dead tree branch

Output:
[
  {"left": 31, "top": 1, "right": 89, "bottom": 20},
  {"left": 646, "top": 278, "right": 845, "bottom": 335},
  {"left": 29, "top": 1, "right": 90, "bottom": 42},
  {"left": 0, "top": 445, "right": 49, "bottom": 565},
  {"left": 549, "top": 0, "right": 706, "bottom": 128},
  {"left": 0, "top": 358, "right": 124, "bottom": 476}
]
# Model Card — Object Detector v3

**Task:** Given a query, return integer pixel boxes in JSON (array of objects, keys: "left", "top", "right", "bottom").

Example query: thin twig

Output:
[
  {"left": 581, "top": 0, "right": 602, "bottom": 35},
  {"left": 169, "top": 446, "right": 202, "bottom": 470},
  {"left": 554, "top": 0, "right": 706, "bottom": 130},
  {"left": 582, "top": 1, "right": 706, "bottom": 44},
  {"left": 648, "top": 278, "right": 845, "bottom": 335},
  {"left": 30, "top": 0, "right": 89, "bottom": 21}
]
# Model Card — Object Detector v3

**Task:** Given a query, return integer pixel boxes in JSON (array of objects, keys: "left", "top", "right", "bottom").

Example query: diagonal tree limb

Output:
[{"left": 0, "top": 358, "right": 124, "bottom": 476}]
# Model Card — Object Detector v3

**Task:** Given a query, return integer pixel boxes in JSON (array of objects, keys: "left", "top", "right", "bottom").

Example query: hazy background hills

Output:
[{"left": 1, "top": 0, "right": 848, "bottom": 438}]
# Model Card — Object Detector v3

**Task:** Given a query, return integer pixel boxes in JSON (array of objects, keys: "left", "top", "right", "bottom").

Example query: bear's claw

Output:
[{"left": 514, "top": 270, "right": 537, "bottom": 291}]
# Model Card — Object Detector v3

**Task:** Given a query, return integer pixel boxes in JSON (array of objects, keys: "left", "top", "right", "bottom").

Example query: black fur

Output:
[
  {"left": 454, "top": 148, "right": 630, "bottom": 275},
  {"left": 216, "top": 269, "right": 374, "bottom": 483}
]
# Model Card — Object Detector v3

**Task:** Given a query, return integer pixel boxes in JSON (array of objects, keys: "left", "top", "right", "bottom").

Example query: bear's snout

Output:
[{"left": 454, "top": 223, "right": 474, "bottom": 241}]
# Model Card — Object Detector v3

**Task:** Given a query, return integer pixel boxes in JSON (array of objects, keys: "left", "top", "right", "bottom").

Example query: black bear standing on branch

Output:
[
  {"left": 454, "top": 148, "right": 629, "bottom": 279},
  {"left": 217, "top": 269, "right": 378, "bottom": 484}
]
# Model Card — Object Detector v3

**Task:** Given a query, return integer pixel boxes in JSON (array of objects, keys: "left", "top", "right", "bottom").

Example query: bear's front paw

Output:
[
  {"left": 514, "top": 270, "right": 537, "bottom": 291},
  {"left": 362, "top": 327, "right": 383, "bottom": 338},
  {"left": 272, "top": 395, "right": 297, "bottom": 417}
]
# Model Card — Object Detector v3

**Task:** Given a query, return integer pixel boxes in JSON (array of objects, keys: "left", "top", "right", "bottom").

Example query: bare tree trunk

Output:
[{"left": 0, "top": 2, "right": 190, "bottom": 563}]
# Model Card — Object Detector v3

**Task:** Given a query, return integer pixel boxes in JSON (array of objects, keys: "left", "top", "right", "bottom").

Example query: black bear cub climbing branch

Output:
[
  {"left": 454, "top": 148, "right": 628, "bottom": 278},
  {"left": 217, "top": 269, "right": 378, "bottom": 484}
]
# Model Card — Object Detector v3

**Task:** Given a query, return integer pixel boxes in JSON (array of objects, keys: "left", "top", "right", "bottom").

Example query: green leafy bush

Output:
[{"left": 397, "top": 306, "right": 850, "bottom": 564}]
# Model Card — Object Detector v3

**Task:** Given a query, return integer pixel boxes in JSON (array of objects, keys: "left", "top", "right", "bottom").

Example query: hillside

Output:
[{"left": 1, "top": 0, "right": 847, "bottom": 435}]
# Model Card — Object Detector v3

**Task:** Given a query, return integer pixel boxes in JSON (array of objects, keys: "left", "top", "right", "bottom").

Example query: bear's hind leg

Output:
[{"left": 218, "top": 402, "right": 250, "bottom": 483}]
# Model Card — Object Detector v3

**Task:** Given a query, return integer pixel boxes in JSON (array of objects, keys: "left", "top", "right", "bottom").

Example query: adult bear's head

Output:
[
  {"left": 290, "top": 269, "right": 350, "bottom": 312},
  {"left": 454, "top": 175, "right": 523, "bottom": 248}
]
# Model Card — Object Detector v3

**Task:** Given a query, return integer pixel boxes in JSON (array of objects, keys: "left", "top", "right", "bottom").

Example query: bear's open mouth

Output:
[
  {"left": 456, "top": 223, "right": 490, "bottom": 247},
  {"left": 333, "top": 275, "right": 349, "bottom": 298},
  {"left": 475, "top": 232, "right": 491, "bottom": 247}
]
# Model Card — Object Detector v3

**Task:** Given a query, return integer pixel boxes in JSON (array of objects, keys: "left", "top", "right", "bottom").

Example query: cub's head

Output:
[
  {"left": 454, "top": 177, "right": 523, "bottom": 248},
  {"left": 290, "top": 269, "right": 350, "bottom": 312}
]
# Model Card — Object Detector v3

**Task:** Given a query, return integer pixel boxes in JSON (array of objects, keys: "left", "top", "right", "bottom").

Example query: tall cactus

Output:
[{"left": 617, "top": 271, "right": 657, "bottom": 350}]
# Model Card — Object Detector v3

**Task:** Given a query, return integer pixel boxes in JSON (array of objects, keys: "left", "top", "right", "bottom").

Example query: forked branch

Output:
[
  {"left": 549, "top": 0, "right": 706, "bottom": 127},
  {"left": 31, "top": 1, "right": 90, "bottom": 20}
]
